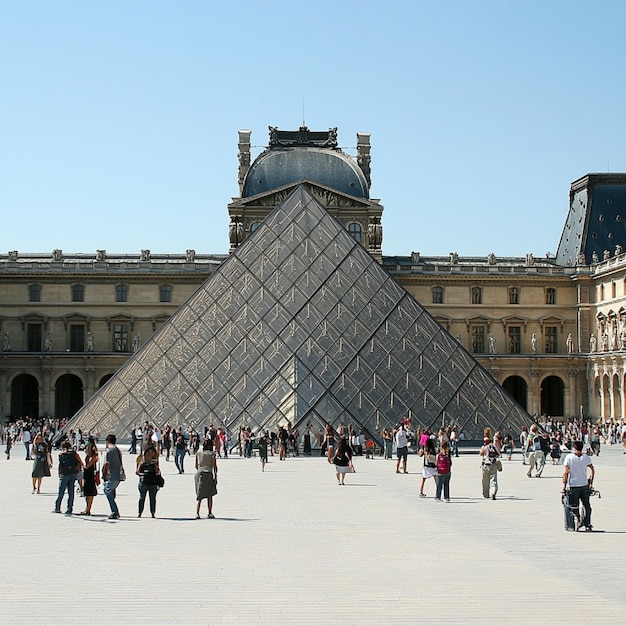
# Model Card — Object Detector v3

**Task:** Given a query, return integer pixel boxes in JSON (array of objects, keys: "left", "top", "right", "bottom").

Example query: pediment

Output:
[{"left": 229, "top": 181, "right": 376, "bottom": 211}]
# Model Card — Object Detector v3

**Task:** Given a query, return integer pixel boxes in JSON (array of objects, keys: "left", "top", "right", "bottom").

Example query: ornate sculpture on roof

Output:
[
  {"left": 186, "top": 249, "right": 196, "bottom": 263},
  {"left": 449, "top": 252, "right": 459, "bottom": 264},
  {"left": 525, "top": 253, "right": 534, "bottom": 266},
  {"left": 487, "top": 253, "right": 496, "bottom": 265},
  {"left": 576, "top": 253, "right": 586, "bottom": 265},
  {"left": 141, "top": 249, "right": 151, "bottom": 262},
  {"left": 616, "top": 244, "right": 623, "bottom": 256},
  {"left": 96, "top": 250, "right": 107, "bottom": 262},
  {"left": 604, "top": 249, "right": 611, "bottom": 261},
  {"left": 268, "top": 125, "right": 339, "bottom": 149},
  {"left": 52, "top": 249, "right": 63, "bottom": 262},
  {"left": 229, "top": 216, "right": 244, "bottom": 251},
  {"left": 367, "top": 217, "right": 383, "bottom": 251}
]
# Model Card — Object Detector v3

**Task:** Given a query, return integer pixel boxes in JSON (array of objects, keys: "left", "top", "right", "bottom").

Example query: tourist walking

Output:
[
  {"left": 332, "top": 437, "right": 354, "bottom": 485},
  {"left": 435, "top": 441, "right": 452, "bottom": 501},
  {"left": 419, "top": 437, "right": 438, "bottom": 497},
  {"left": 258, "top": 431, "right": 269, "bottom": 471},
  {"left": 395, "top": 423, "right": 409, "bottom": 474},
  {"left": 78, "top": 437, "right": 98, "bottom": 515},
  {"left": 174, "top": 434, "right": 187, "bottom": 473},
  {"left": 479, "top": 431, "right": 501, "bottom": 500},
  {"left": 195, "top": 437, "right": 218, "bottom": 518},
  {"left": 31, "top": 432, "right": 52, "bottom": 494},
  {"left": 562, "top": 440, "right": 595, "bottom": 531},
  {"left": 54, "top": 440, "right": 83, "bottom": 515},
  {"left": 136, "top": 445, "right": 162, "bottom": 518},
  {"left": 102, "top": 434, "right": 124, "bottom": 520}
]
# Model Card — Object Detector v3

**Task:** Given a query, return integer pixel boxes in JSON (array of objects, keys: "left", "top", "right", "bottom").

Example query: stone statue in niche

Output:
[
  {"left": 489, "top": 334, "right": 497, "bottom": 354},
  {"left": 566, "top": 333, "right": 574, "bottom": 353},
  {"left": 44, "top": 333, "right": 52, "bottom": 351},
  {"left": 229, "top": 216, "right": 244, "bottom": 249},
  {"left": 589, "top": 335, "right": 596, "bottom": 353},
  {"left": 367, "top": 217, "right": 383, "bottom": 250},
  {"left": 531, "top": 333, "right": 538, "bottom": 354},
  {"left": 132, "top": 333, "right": 141, "bottom": 353},
  {"left": 2, "top": 331, "right": 10, "bottom": 351},
  {"left": 86, "top": 331, "right": 94, "bottom": 352}
]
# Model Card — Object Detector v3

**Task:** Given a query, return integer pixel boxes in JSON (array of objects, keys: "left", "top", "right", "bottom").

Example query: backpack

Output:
[
  {"left": 436, "top": 453, "right": 451, "bottom": 474},
  {"left": 59, "top": 451, "right": 78, "bottom": 475}
]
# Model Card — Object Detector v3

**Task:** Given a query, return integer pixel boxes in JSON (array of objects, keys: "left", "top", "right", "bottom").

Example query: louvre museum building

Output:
[{"left": 1, "top": 126, "right": 626, "bottom": 440}]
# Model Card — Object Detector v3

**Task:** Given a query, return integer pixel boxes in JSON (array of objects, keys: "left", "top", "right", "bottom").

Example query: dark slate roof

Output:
[
  {"left": 242, "top": 147, "right": 369, "bottom": 199},
  {"left": 556, "top": 174, "right": 626, "bottom": 265}
]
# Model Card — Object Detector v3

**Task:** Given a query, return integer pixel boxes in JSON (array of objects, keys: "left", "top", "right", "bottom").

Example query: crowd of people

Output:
[{"left": 4, "top": 413, "right": 614, "bottom": 530}]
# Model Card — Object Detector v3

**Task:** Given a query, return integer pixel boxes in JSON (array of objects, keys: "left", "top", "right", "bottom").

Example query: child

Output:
[{"left": 435, "top": 441, "right": 452, "bottom": 502}]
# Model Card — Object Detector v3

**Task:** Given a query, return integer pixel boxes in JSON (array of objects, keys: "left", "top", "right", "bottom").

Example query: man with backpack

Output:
[{"left": 53, "top": 440, "right": 84, "bottom": 515}]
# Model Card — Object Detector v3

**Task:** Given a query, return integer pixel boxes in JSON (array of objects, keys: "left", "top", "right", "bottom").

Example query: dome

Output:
[{"left": 242, "top": 147, "right": 369, "bottom": 199}]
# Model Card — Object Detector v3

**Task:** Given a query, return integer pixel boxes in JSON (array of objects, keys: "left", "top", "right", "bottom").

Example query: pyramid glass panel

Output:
[{"left": 65, "top": 186, "right": 530, "bottom": 441}]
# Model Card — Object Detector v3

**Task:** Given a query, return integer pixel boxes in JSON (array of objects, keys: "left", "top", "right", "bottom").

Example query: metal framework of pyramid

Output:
[{"left": 66, "top": 186, "right": 530, "bottom": 440}]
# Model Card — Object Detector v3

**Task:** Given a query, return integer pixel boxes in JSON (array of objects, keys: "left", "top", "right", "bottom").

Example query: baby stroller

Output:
[{"left": 562, "top": 486, "right": 601, "bottom": 531}]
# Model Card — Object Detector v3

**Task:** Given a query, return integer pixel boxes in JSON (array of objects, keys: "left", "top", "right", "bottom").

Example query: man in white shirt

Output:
[
  {"left": 562, "top": 440, "right": 595, "bottom": 531},
  {"left": 394, "top": 424, "right": 408, "bottom": 474}
]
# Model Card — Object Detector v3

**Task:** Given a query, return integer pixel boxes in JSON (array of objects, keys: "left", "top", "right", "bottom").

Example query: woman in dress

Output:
[
  {"left": 31, "top": 432, "right": 52, "bottom": 493},
  {"left": 78, "top": 437, "right": 99, "bottom": 515},
  {"left": 195, "top": 437, "right": 218, "bottom": 519},
  {"left": 136, "top": 445, "right": 162, "bottom": 518},
  {"left": 332, "top": 437, "right": 354, "bottom": 485},
  {"left": 419, "top": 437, "right": 438, "bottom": 497}
]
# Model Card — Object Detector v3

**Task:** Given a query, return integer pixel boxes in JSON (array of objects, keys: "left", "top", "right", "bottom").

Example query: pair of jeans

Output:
[
  {"left": 24, "top": 442, "right": 31, "bottom": 459},
  {"left": 175, "top": 450, "right": 185, "bottom": 473},
  {"left": 569, "top": 485, "right": 592, "bottom": 527},
  {"left": 435, "top": 472, "right": 451, "bottom": 500},
  {"left": 138, "top": 481, "right": 158, "bottom": 516},
  {"left": 55, "top": 473, "right": 76, "bottom": 512},
  {"left": 104, "top": 479, "right": 120, "bottom": 515}
]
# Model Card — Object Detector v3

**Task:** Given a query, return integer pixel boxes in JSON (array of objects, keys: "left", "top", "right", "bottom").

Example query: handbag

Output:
[
  {"left": 156, "top": 474, "right": 165, "bottom": 488},
  {"left": 496, "top": 459, "right": 503, "bottom": 472}
]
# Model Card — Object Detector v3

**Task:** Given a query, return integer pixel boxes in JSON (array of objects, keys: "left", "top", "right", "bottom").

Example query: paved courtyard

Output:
[{"left": 1, "top": 441, "right": 625, "bottom": 625}]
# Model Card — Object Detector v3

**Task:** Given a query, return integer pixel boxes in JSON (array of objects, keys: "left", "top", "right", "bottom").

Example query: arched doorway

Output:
[
  {"left": 612, "top": 373, "right": 621, "bottom": 420},
  {"left": 55, "top": 374, "right": 84, "bottom": 419},
  {"left": 99, "top": 374, "right": 114, "bottom": 388},
  {"left": 541, "top": 375, "right": 564, "bottom": 417},
  {"left": 502, "top": 376, "right": 528, "bottom": 410},
  {"left": 11, "top": 374, "right": 39, "bottom": 418}
]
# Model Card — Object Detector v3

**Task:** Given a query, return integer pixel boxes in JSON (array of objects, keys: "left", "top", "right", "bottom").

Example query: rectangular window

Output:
[
  {"left": 113, "top": 324, "right": 129, "bottom": 352},
  {"left": 29, "top": 284, "right": 41, "bottom": 302},
  {"left": 545, "top": 326, "right": 558, "bottom": 354},
  {"left": 432, "top": 286, "right": 444, "bottom": 304},
  {"left": 70, "top": 324, "right": 85, "bottom": 352},
  {"left": 160, "top": 285, "right": 172, "bottom": 303},
  {"left": 115, "top": 284, "right": 128, "bottom": 303},
  {"left": 471, "top": 325, "right": 485, "bottom": 353},
  {"left": 612, "top": 282, "right": 617, "bottom": 298},
  {"left": 72, "top": 284, "right": 85, "bottom": 302},
  {"left": 27, "top": 323, "right": 42, "bottom": 351},
  {"left": 508, "top": 326, "right": 521, "bottom": 354},
  {"left": 545, "top": 288, "right": 556, "bottom": 305}
]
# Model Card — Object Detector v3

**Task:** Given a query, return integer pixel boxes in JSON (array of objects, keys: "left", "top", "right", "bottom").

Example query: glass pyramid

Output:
[{"left": 66, "top": 186, "right": 530, "bottom": 440}]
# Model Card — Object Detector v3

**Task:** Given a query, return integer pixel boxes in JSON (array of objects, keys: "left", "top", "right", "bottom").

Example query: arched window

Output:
[{"left": 348, "top": 222, "right": 362, "bottom": 243}]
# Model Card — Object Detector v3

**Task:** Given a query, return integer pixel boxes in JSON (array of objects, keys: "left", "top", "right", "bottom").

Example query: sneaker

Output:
[
  {"left": 419, "top": 493, "right": 426, "bottom": 498},
  {"left": 208, "top": 513, "right": 215, "bottom": 519},
  {"left": 434, "top": 497, "right": 441, "bottom": 501},
  {"left": 108, "top": 513, "right": 120, "bottom": 520},
  {"left": 445, "top": 499, "right": 450, "bottom": 503},
  {"left": 52, "top": 510, "right": 61, "bottom": 514},
  {"left": 585, "top": 525, "right": 593, "bottom": 532}
]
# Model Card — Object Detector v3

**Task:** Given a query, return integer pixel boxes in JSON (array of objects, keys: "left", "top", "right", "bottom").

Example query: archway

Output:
[
  {"left": 502, "top": 376, "right": 528, "bottom": 410},
  {"left": 540, "top": 375, "right": 564, "bottom": 417},
  {"left": 99, "top": 374, "right": 114, "bottom": 388},
  {"left": 11, "top": 374, "right": 39, "bottom": 419},
  {"left": 55, "top": 374, "right": 84, "bottom": 419},
  {"left": 612, "top": 373, "right": 621, "bottom": 421}
]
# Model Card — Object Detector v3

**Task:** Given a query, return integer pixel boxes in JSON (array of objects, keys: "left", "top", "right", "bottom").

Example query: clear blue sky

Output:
[{"left": 2, "top": 1, "right": 626, "bottom": 258}]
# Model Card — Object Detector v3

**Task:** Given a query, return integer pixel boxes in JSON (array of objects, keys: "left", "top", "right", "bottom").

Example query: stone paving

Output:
[{"left": 1, "top": 441, "right": 625, "bottom": 625}]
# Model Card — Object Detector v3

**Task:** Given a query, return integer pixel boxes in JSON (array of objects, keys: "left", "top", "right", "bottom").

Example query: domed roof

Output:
[{"left": 242, "top": 147, "right": 369, "bottom": 199}]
